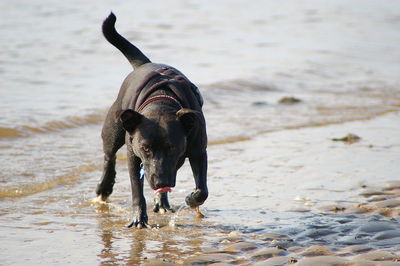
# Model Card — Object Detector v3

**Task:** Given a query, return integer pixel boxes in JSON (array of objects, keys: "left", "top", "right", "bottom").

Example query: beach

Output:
[{"left": 1, "top": 1, "right": 399, "bottom": 265}]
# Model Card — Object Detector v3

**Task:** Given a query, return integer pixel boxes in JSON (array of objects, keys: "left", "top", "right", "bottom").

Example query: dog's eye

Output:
[{"left": 142, "top": 146, "right": 151, "bottom": 152}]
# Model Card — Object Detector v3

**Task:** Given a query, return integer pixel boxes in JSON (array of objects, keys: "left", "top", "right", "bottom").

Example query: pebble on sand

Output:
[
  {"left": 251, "top": 247, "right": 288, "bottom": 261},
  {"left": 340, "top": 245, "right": 373, "bottom": 254},
  {"left": 331, "top": 133, "right": 361, "bottom": 144},
  {"left": 184, "top": 253, "right": 234, "bottom": 265},
  {"left": 353, "top": 250, "right": 400, "bottom": 261},
  {"left": 300, "top": 245, "right": 334, "bottom": 257},
  {"left": 253, "top": 256, "right": 292, "bottom": 266},
  {"left": 296, "top": 255, "right": 349, "bottom": 266},
  {"left": 223, "top": 242, "right": 259, "bottom": 252},
  {"left": 278, "top": 96, "right": 302, "bottom": 104}
]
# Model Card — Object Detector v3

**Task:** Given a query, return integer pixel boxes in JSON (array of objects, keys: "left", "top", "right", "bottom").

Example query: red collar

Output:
[{"left": 137, "top": 94, "right": 182, "bottom": 112}]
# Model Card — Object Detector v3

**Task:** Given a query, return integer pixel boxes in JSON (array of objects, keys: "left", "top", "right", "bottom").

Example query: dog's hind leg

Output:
[
  {"left": 186, "top": 151, "right": 208, "bottom": 208},
  {"left": 96, "top": 105, "right": 125, "bottom": 201}
]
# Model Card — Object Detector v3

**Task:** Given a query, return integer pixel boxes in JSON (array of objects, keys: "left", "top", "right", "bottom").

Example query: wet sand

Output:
[
  {"left": 1, "top": 112, "right": 399, "bottom": 265},
  {"left": 142, "top": 112, "right": 400, "bottom": 265}
]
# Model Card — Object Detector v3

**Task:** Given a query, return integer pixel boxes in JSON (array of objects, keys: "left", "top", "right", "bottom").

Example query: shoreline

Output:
[{"left": 1, "top": 111, "right": 399, "bottom": 265}]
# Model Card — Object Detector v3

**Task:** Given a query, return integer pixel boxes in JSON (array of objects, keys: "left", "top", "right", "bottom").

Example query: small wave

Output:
[
  {"left": 0, "top": 111, "right": 106, "bottom": 139},
  {"left": 0, "top": 175, "right": 79, "bottom": 199},
  {"left": 0, "top": 127, "right": 25, "bottom": 138},
  {"left": 0, "top": 163, "right": 99, "bottom": 199},
  {"left": 207, "top": 79, "right": 279, "bottom": 92},
  {"left": 208, "top": 136, "right": 251, "bottom": 145}
]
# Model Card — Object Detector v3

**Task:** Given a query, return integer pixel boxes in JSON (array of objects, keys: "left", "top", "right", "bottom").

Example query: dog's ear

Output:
[
  {"left": 117, "top": 109, "right": 143, "bottom": 133},
  {"left": 176, "top": 109, "right": 204, "bottom": 135}
]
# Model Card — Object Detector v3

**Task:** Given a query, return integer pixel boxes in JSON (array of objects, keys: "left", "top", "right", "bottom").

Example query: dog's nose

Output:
[
  {"left": 152, "top": 175, "right": 169, "bottom": 189},
  {"left": 155, "top": 181, "right": 169, "bottom": 189}
]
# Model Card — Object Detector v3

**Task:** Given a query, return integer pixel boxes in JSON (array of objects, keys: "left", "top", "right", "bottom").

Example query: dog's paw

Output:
[
  {"left": 153, "top": 192, "right": 174, "bottom": 213},
  {"left": 127, "top": 219, "right": 148, "bottom": 229},
  {"left": 96, "top": 193, "right": 110, "bottom": 202},
  {"left": 153, "top": 204, "right": 174, "bottom": 214},
  {"left": 185, "top": 189, "right": 208, "bottom": 208},
  {"left": 127, "top": 207, "right": 148, "bottom": 229},
  {"left": 96, "top": 183, "right": 113, "bottom": 201}
]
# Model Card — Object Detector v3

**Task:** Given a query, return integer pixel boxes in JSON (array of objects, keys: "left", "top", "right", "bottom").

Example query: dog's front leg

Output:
[
  {"left": 126, "top": 149, "right": 148, "bottom": 228},
  {"left": 186, "top": 151, "right": 208, "bottom": 208},
  {"left": 96, "top": 154, "right": 116, "bottom": 201},
  {"left": 96, "top": 115, "right": 125, "bottom": 201},
  {"left": 153, "top": 192, "right": 174, "bottom": 213}
]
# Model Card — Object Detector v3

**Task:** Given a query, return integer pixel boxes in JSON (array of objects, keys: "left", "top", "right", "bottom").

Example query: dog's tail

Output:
[{"left": 102, "top": 12, "right": 151, "bottom": 69}]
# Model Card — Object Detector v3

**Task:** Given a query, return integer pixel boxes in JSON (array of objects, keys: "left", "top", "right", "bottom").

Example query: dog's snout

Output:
[
  {"left": 155, "top": 181, "right": 169, "bottom": 189},
  {"left": 152, "top": 174, "right": 169, "bottom": 189}
]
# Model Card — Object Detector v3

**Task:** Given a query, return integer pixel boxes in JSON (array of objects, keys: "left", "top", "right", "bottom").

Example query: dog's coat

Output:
[
  {"left": 96, "top": 13, "right": 208, "bottom": 228},
  {"left": 129, "top": 65, "right": 203, "bottom": 111}
]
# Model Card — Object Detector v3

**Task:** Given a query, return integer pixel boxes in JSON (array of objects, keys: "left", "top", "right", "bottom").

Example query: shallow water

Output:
[{"left": 1, "top": 0, "right": 400, "bottom": 265}]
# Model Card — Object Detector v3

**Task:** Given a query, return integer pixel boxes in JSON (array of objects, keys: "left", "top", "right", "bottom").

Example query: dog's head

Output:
[{"left": 118, "top": 108, "right": 203, "bottom": 190}]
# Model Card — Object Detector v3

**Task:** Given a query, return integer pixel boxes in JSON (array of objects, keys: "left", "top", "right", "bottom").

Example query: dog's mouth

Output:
[{"left": 154, "top": 187, "right": 172, "bottom": 194}]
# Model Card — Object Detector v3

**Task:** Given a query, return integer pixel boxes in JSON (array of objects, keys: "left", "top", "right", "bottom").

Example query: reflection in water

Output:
[
  {"left": 95, "top": 201, "right": 212, "bottom": 264},
  {"left": 99, "top": 229, "right": 117, "bottom": 264}
]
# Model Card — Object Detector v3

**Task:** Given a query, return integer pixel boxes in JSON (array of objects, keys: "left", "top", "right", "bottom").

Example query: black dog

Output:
[{"left": 96, "top": 13, "right": 208, "bottom": 228}]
